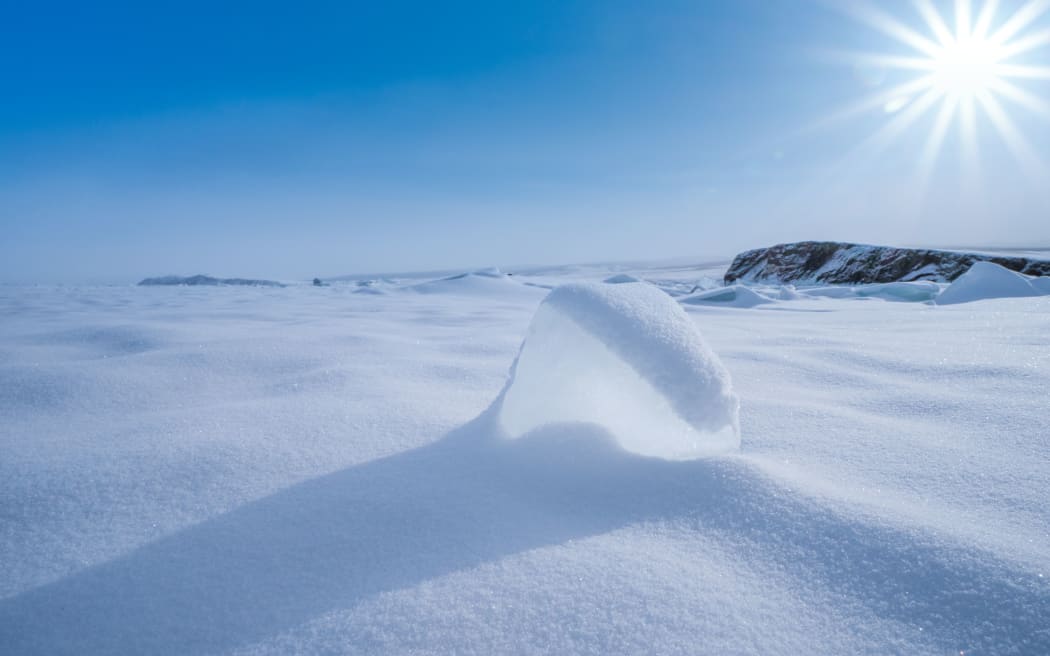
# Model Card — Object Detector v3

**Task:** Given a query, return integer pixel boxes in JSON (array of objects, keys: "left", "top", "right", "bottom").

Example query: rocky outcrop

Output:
[
  {"left": 724, "top": 242, "right": 1050, "bottom": 285},
  {"left": 138, "top": 275, "right": 284, "bottom": 287}
]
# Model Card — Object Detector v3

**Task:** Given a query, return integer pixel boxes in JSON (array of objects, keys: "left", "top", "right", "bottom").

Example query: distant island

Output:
[
  {"left": 138, "top": 275, "right": 284, "bottom": 287},
  {"left": 725, "top": 241, "right": 1050, "bottom": 286}
]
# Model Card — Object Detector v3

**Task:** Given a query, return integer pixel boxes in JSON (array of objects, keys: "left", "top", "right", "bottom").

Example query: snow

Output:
[
  {"left": 499, "top": 283, "right": 739, "bottom": 459},
  {"left": 2, "top": 262, "right": 1049, "bottom": 655},
  {"left": 602, "top": 273, "right": 642, "bottom": 284},
  {"left": 777, "top": 284, "right": 804, "bottom": 300},
  {"left": 406, "top": 269, "right": 544, "bottom": 298},
  {"left": 937, "top": 260, "right": 1049, "bottom": 305}
]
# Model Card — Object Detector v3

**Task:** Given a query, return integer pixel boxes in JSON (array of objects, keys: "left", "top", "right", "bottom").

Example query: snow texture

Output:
[
  {"left": 2, "top": 259, "right": 1049, "bottom": 655},
  {"left": 499, "top": 282, "right": 740, "bottom": 459}
]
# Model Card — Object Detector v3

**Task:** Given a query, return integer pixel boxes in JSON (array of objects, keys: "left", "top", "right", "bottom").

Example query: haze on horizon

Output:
[{"left": 2, "top": 0, "right": 1049, "bottom": 284}]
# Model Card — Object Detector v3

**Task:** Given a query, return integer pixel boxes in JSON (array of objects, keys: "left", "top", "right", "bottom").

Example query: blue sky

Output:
[{"left": 2, "top": 0, "right": 1049, "bottom": 282}]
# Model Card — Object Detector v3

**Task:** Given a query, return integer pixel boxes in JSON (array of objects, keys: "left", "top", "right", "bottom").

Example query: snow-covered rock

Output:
[
  {"left": 499, "top": 282, "right": 740, "bottom": 459},
  {"left": 725, "top": 241, "right": 1050, "bottom": 285},
  {"left": 936, "top": 261, "right": 1050, "bottom": 305}
]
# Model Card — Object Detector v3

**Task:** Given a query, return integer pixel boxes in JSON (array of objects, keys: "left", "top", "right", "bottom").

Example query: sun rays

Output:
[{"left": 830, "top": 0, "right": 1050, "bottom": 190}]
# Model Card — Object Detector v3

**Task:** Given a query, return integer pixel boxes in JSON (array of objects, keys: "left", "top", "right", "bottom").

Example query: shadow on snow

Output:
[{"left": 2, "top": 404, "right": 1047, "bottom": 654}]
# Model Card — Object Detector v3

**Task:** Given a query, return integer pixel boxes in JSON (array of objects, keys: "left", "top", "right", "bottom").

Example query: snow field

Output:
[{"left": 1, "top": 263, "right": 1049, "bottom": 655}]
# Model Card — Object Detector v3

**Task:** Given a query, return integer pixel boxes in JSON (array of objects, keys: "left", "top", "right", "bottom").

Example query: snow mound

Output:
[
  {"left": 777, "top": 285, "right": 804, "bottom": 300},
  {"left": 936, "top": 261, "right": 1048, "bottom": 305},
  {"left": 470, "top": 266, "right": 505, "bottom": 278},
  {"left": 603, "top": 274, "right": 642, "bottom": 284},
  {"left": 499, "top": 282, "right": 740, "bottom": 459},
  {"left": 407, "top": 269, "right": 540, "bottom": 297},
  {"left": 679, "top": 285, "right": 775, "bottom": 308}
]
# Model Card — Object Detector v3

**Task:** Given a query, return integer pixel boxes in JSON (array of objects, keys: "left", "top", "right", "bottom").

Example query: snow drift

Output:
[
  {"left": 936, "top": 261, "right": 1050, "bottom": 305},
  {"left": 499, "top": 282, "right": 740, "bottom": 459},
  {"left": 603, "top": 273, "right": 643, "bottom": 284},
  {"left": 407, "top": 268, "right": 542, "bottom": 298}
]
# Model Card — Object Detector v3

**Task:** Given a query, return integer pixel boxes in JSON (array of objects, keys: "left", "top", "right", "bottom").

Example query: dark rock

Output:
[
  {"left": 138, "top": 275, "right": 284, "bottom": 287},
  {"left": 724, "top": 242, "right": 1050, "bottom": 285}
]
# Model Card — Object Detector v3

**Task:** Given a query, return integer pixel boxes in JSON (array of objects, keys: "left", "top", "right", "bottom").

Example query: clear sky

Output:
[{"left": 2, "top": 0, "right": 1049, "bottom": 283}]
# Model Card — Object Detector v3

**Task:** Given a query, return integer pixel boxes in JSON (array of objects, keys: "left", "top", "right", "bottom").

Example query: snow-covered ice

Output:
[
  {"left": 792, "top": 281, "right": 940, "bottom": 302},
  {"left": 853, "top": 280, "right": 941, "bottom": 302},
  {"left": 499, "top": 282, "right": 739, "bottom": 458},
  {"left": 2, "top": 261, "right": 1049, "bottom": 655},
  {"left": 679, "top": 284, "right": 776, "bottom": 308}
]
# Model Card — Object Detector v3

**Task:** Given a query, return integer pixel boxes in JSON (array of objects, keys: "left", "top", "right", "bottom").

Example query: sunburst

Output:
[{"left": 827, "top": 0, "right": 1050, "bottom": 191}]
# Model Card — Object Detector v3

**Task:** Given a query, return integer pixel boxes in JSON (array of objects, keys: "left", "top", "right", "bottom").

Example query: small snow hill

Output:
[
  {"left": 937, "top": 261, "right": 1050, "bottom": 305},
  {"left": 499, "top": 282, "right": 740, "bottom": 459},
  {"left": 406, "top": 269, "right": 543, "bottom": 298}
]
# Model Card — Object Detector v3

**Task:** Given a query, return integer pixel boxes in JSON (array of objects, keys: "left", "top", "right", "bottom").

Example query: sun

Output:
[
  {"left": 932, "top": 34, "right": 1002, "bottom": 95},
  {"left": 827, "top": 0, "right": 1050, "bottom": 187}
]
